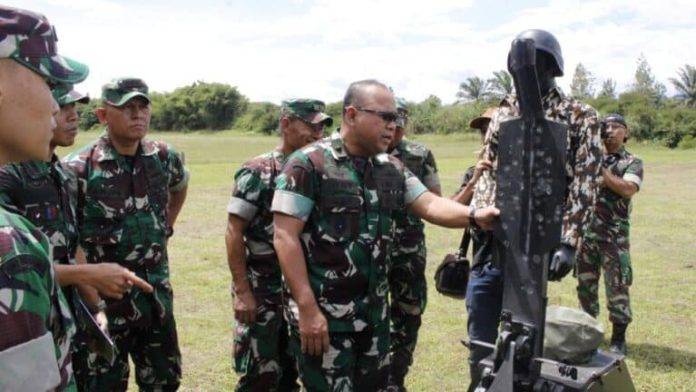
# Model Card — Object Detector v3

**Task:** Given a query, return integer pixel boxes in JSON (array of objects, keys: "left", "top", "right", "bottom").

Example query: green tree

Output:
[
  {"left": 456, "top": 76, "right": 490, "bottom": 102},
  {"left": 570, "top": 63, "right": 594, "bottom": 100},
  {"left": 233, "top": 102, "right": 279, "bottom": 134},
  {"left": 631, "top": 54, "right": 666, "bottom": 104},
  {"left": 78, "top": 99, "right": 101, "bottom": 130},
  {"left": 488, "top": 70, "right": 513, "bottom": 99},
  {"left": 669, "top": 64, "right": 696, "bottom": 107},
  {"left": 597, "top": 78, "right": 617, "bottom": 99},
  {"left": 151, "top": 81, "right": 248, "bottom": 131}
]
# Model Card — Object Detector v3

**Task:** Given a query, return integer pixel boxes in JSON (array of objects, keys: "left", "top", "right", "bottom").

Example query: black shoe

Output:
[{"left": 609, "top": 323, "right": 628, "bottom": 355}]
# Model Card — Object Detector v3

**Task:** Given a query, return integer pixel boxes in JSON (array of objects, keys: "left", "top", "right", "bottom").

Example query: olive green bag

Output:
[{"left": 543, "top": 305, "right": 605, "bottom": 364}]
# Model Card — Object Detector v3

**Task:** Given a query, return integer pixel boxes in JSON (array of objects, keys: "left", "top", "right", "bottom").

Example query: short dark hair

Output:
[{"left": 342, "top": 79, "right": 390, "bottom": 110}]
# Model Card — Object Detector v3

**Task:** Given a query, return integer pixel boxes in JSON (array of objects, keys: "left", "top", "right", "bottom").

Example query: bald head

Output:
[{"left": 342, "top": 79, "right": 391, "bottom": 112}]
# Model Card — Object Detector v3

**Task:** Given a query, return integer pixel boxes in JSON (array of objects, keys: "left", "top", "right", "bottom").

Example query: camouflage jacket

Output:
[
  {"left": 585, "top": 147, "right": 643, "bottom": 244},
  {"left": 389, "top": 139, "right": 440, "bottom": 254},
  {"left": 0, "top": 208, "right": 76, "bottom": 391},
  {"left": 271, "top": 132, "right": 428, "bottom": 332},
  {"left": 471, "top": 87, "right": 602, "bottom": 249},
  {"left": 227, "top": 149, "right": 286, "bottom": 305},
  {"left": 63, "top": 134, "right": 188, "bottom": 328},
  {"left": 0, "top": 154, "right": 79, "bottom": 266}
]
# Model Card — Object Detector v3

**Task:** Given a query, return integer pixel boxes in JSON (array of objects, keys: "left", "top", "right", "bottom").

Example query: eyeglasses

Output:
[{"left": 353, "top": 106, "right": 399, "bottom": 123}]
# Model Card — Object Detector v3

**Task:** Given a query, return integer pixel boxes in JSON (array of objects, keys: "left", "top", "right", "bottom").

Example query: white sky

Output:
[{"left": 11, "top": 0, "right": 696, "bottom": 104}]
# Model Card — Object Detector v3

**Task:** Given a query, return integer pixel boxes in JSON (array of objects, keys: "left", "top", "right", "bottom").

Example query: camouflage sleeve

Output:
[
  {"left": 471, "top": 105, "right": 514, "bottom": 208},
  {"left": 227, "top": 166, "right": 263, "bottom": 221},
  {"left": 623, "top": 157, "right": 644, "bottom": 190},
  {"left": 0, "top": 223, "right": 61, "bottom": 387},
  {"left": 62, "top": 154, "right": 88, "bottom": 231},
  {"left": 271, "top": 152, "right": 316, "bottom": 221},
  {"left": 421, "top": 149, "right": 441, "bottom": 191},
  {"left": 562, "top": 109, "right": 602, "bottom": 249},
  {"left": 166, "top": 145, "right": 189, "bottom": 193},
  {"left": 0, "top": 165, "right": 22, "bottom": 214},
  {"left": 404, "top": 167, "right": 428, "bottom": 205}
]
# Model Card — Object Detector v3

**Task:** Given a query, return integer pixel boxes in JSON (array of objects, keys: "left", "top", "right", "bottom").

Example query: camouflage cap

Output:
[
  {"left": 469, "top": 107, "right": 498, "bottom": 133},
  {"left": 0, "top": 6, "right": 88, "bottom": 86},
  {"left": 52, "top": 85, "right": 89, "bottom": 106},
  {"left": 602, "top": 113, "right": 627, "bottom": 128},
  {"left": 102, "top": 77, "right": 150, "bottom": 107},
  {"left": 395, "top": 97, "right": 408, "bottom": 128},
  {"left": 281, "top": 98, "right": 332, "bottom": 126}
]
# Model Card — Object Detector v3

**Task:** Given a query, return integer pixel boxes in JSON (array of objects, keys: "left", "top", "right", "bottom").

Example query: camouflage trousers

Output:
[
  {"left": 78, "top": 314, "right": 182, "bottom": 391},
  {"left": 388, "top": 244, "right": 427, "bottom": 390},
  {"left": 290, "top": 323, "right": 390, "bottom": 392},
  {"left": 576, "top": 239, "right": 633, "bottom": 325},
  {"left": 233, "top": 302, "right": 299, "bottom": 392}
]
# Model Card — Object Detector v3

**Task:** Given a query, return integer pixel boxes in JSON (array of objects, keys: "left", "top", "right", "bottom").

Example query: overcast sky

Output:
[{"left": 12, "top": 0, "right": 696, "bottom": 104}]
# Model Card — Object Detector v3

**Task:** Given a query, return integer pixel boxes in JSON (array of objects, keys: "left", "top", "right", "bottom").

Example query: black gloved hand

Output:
[{"left": 548, "top": 243, "right": 575, "bottom": 281}]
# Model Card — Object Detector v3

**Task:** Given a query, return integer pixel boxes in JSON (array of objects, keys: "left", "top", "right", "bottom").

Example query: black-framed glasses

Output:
[{"left": 354, "top": 106, "right": 399, "bottom": 123}]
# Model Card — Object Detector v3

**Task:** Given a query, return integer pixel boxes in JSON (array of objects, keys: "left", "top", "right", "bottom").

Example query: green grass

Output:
[{"left": 61, "top": 130, "right": 696, "bottom": 391}]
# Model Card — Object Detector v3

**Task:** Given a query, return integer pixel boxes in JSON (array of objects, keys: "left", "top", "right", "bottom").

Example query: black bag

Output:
[{"left": 434, "top": 229, "right": 471, "bottom": 299}]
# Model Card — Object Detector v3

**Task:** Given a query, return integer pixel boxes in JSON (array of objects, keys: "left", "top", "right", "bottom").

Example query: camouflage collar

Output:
[
  {"left": 389, "top": 138, "right": 409, "bottom": 157},
  {"left": 501, "top": 86, "right": 565, "bottom": 109},
  {"left": 95, "top": 133, "right": 160, "bottom": 162},
  {"left": 329, "top": 131, "right": 349, "bottom": 161}
]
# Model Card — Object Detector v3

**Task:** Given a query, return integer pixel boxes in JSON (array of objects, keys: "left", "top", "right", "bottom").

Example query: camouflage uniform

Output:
[
  {"left": 271, "top": 132, "right": 428, "bottom": 391},
  {"left": 0, "top": 6, "right": 88, "bottom": 391},
  {"left": 64, "top": 134, "right": 189, "bottom": 391},
  {"left": 228, "top": 150, "right": 299, "bottom": 392},
  {"left": 468, "top": 88, "right": 602, "bottom": 380},
  {"left": 577, "top": 147, "right": 643, "bottom": 325},
  {"left": 387, "top": 139, "right": 440, "bottom": 388},
  {"left": 0, "top": 155, "right": 90, "bottom": 389}
]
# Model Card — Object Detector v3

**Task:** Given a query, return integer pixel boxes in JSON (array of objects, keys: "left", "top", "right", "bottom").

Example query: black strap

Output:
[{"left": 458, "top": 229, "right": 472, "bottom": 257}]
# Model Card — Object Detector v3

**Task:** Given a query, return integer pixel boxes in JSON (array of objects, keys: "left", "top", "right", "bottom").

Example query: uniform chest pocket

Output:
[
  {"left": 373, "top": 166, "right": 404, "bottom": 211},
  {"left": 86, "top": 182, "right": 128, "bottom": 219},
  {"left": 81, "top": 218, "right": 124, "bottom": 246},
  {"left": 24, "top": 203, "right": 61, "bottom": 228},
  {"left": 145, "top": 169, "right": 169, "bottom": 213},
  {"left": 318, "top": 179, "right": 363, "bottom": 243}
]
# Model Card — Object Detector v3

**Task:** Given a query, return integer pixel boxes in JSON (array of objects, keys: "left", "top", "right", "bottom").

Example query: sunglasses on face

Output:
[{"left": 353, "top": 106, "right": 399, "bottom": 123}]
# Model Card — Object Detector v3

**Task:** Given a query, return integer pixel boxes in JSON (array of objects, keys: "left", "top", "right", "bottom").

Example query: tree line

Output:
[{"left": 78, "top": 57, "right": 696, "bottom": 149}]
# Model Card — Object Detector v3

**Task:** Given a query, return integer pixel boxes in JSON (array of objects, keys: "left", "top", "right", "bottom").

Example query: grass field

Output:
[{"left": 61, "top": 130, "right": 696, "bottom": 391}]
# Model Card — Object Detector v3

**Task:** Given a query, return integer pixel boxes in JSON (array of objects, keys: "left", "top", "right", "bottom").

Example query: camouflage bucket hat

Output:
[
  {"left": 543, "top": 305, "right": 604, "bottom": 365},
  {"left": 52, "top": 85, "right": 89, "bottom": 106},
  {"left": 281, "top": 98, "right": 333, "bottom": 126},
  {"left": 395, "top": 97, "right": 408, "bottom": 128},
  {"left": 469, "top": 107, "right": 498, "bottom": 133},
  {"left": 102, "top": 77, "right": 150, "bottom": 107},
  {"left": 0, "top": 6, "right": 89, "bottom": 86}
]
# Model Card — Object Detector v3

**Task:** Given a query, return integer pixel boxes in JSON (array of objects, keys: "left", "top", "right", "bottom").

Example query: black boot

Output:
[
  {"left": 467, "top": 363, "right": 482, "bottom": 392},
  {"left": 609, "top": 323, "right": 628, "bottom": 355}
]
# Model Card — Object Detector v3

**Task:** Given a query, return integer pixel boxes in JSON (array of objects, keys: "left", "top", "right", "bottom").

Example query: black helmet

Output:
[{"left": 515, "top": 29, "right": 564, "bottom": 77}]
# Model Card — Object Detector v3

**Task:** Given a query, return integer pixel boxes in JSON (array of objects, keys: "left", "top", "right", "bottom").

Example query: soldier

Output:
[
  {"left": 272, "top": 79, "right": 499, "bottom": 391},
  {"left": 226, "top": 99, "right": 332, "bottom": 391},
  {"left": 0, "top": 85, "right": 154, "bottom": 390},
  {"left": 577, "top": 113, "right": 643, "bottom": 355},
  {"left": 64, "top": 77, "right": 189, "bottom": 391},
  {"left": 0, "top": 6, "right": 88, "bottom": 391},
  {"left": 386, "top": 97, "right": 441, "bottom": 390},
  {"left": 467, "top": 29, "right": 603, "bottom": 391}
]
